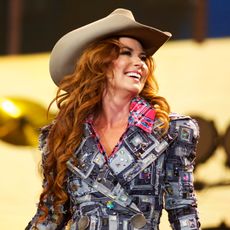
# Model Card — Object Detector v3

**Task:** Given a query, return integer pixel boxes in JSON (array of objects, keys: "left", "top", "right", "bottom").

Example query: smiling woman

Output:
[
  {"left": 1, "top": 36, "right": 230, "bottom": 230},
  {"left": 25, "top": 8, "right": 201, "bottom": 230}
]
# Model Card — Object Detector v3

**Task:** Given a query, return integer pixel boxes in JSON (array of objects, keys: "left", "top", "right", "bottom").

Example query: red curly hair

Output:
[{"left": 36, "top": 37, "right": 170, "bottom": 225}]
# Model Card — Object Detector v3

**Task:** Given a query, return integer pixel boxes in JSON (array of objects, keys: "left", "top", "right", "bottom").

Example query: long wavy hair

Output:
[{"left": 36, "top": 37, "right": 170, "bottom": 225}]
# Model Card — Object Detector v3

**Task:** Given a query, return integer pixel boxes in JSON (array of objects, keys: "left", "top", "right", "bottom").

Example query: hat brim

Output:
[{"left": 49, "top": 11, "right": 172, "bottom": 86}]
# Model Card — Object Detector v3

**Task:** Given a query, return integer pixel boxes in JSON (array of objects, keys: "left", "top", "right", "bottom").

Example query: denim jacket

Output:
[{"left": 26, "top": 97, "right": 200, "bottom": 230}]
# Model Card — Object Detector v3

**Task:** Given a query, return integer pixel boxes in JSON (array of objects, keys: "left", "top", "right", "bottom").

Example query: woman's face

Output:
[{"left": 106, "top": 37, "right": 149, "bottom": 97}]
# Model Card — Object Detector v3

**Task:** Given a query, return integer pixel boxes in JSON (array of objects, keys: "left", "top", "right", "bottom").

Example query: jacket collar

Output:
[
  {"left": 85, "top": 96, "right": 156, "bottom": 134},
  {"left": 128, "top": 96, "right": 156, "bottom": 133}
]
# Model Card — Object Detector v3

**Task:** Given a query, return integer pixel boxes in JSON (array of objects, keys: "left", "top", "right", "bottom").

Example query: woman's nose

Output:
[{"left": 133, "top": 56, "right": 144, "bottom": 67}]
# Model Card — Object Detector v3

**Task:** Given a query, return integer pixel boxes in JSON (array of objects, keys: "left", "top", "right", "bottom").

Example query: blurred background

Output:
[{"left": 0, "top": 0, "right": 230, "bottom": 229}]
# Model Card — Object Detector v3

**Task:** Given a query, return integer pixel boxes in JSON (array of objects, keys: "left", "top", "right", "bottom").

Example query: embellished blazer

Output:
[{"left": 26, "top": 97, "right": 200, "bottom": 230}]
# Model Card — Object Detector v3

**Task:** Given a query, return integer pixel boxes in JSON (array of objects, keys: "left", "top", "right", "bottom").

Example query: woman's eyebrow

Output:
[
  {"left": 121, "top": 46, "right": 147, "bottom": 55},
  {"left": 121, "top": 46, "right": 133, "bottom": 51}
]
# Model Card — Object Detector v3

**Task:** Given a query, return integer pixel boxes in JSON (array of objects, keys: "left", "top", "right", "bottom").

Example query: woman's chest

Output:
[
  {"left": 66, "top": 141, "right": 167, "bottom": 202},
  {"left": 66, "top": 126, "right": 172, "bottom": 202},
  {"left": 66, "top": 156, "right": 165, "bottom": 209},
  {"left": 96, "top": 125, "right": 127, "bottom": 157}
]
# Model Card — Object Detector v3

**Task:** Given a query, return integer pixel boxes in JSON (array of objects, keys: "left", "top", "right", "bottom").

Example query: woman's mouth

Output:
[{"left": 126, "top": 72, "right": 141, "bottom": 80}]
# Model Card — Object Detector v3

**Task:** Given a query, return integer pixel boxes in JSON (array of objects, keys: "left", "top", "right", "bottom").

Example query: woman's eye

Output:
[
  {"left": 140, "top": 55, "right": 147, "bottom": 62},
  {"left": 120, "top": 50, "right": 132, "bottom": 56},
  {"left": 120, "top": 49, "right": 147, "bottom": 62}
]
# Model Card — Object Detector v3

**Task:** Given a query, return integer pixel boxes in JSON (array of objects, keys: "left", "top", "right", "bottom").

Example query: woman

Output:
[{"left": 26, "top": 8, "right": 200, "bottom": 230}]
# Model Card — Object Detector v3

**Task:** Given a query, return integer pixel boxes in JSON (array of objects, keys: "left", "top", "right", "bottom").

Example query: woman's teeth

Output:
[{"left": 126, "top": 72, "right": 141, "bottom": 79}]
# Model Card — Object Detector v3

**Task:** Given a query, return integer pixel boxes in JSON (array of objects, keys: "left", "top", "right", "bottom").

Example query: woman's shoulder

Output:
[{"left": 168, "top": 112, "right": 199, "bottom": 140}]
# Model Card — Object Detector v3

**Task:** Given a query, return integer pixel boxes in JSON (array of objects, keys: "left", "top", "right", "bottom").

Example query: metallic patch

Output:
[
  {"left": 130, "top": 213, "right": 147, "bottom": 229},
  {"left": 93, "top": 152, "right": 106, "bottom": 168},
  {"left": 125, "top": 131, "right": 150, "bottom": 152},
  {"left": 179, "top": 215, "right": 198, "bottom": 230},
  {"left": 179, "top": 126, "right": 193, "bottom": 143},
  {"left": 109, "top": 147, "right": 135, "bottom": 175},
  {"left": 109, "top": 215, "right": 118, "bottom": 230}
]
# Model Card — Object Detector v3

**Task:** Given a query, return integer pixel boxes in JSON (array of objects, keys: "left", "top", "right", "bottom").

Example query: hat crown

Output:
[
  {"left": 50, "top": 8, "right": 171, "bottom": 86},
  {"left": 109, "top": 8, "right": 135, "bottom": 21}
]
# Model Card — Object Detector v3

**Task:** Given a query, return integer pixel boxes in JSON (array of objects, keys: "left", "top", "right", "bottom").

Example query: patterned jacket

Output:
[{"left": 26, "top": 97, "right": 200, "bottom": 230}]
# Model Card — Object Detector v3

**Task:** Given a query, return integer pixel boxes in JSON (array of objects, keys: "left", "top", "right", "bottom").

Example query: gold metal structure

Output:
[{"left": 0, "top": 97, "right": 54, "bottom": 146}]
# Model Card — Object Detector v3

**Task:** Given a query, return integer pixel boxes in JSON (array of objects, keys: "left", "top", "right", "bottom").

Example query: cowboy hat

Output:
[{"left": 49, "top": 8, "right": 172, "bottom": 86}]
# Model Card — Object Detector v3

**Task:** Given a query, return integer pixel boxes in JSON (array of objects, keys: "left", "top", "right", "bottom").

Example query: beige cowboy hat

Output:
[{"left": 49, "top": 8, "right": 172, "bottom": 86}]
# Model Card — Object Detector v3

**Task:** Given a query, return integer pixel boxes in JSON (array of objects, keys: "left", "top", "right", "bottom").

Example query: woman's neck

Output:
[{"left": 94, "top": 93, "right": 134, "bottom": 129}]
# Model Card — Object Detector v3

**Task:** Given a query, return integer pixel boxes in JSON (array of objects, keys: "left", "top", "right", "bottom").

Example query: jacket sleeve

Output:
[
  {"left": 164, "top": 115, "right": 201, "bottom": 230},
  {"left": 25, "top": 124, "right": 70, "bottom": 230}
]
